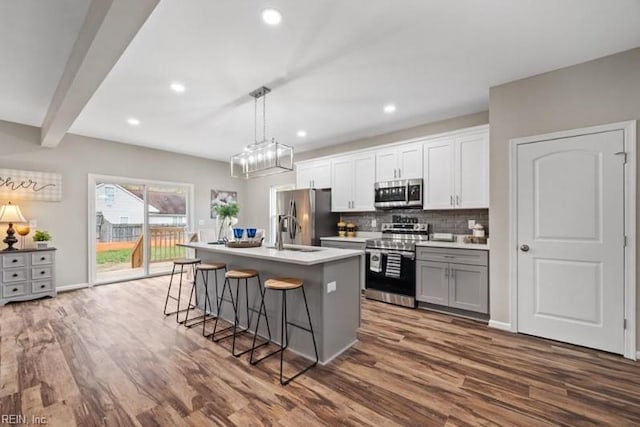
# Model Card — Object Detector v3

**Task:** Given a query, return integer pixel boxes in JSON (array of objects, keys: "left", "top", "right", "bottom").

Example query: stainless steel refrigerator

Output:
[{"left": 276, "top": 189, "right": 338, "bottom": 246}]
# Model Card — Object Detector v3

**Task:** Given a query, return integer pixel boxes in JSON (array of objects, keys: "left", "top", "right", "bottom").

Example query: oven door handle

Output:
[{"left": 366, "top": 249, "right": 415, "bottom": 260}]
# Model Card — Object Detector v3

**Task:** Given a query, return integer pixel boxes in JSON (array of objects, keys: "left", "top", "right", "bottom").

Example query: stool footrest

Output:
[
  {"left": 286, "top": 321, "right": 313, "bottom": 334},
  {"left": 164, "top": 306, "right": 195, "bottom": 317},
  {"left": 184, "top": 314, "right": 216, "bottom": 329}
]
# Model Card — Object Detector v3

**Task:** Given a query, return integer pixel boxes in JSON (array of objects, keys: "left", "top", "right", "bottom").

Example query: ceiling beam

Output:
[{"left": 40, "top": 0, "right": 159, "bottom": 147}]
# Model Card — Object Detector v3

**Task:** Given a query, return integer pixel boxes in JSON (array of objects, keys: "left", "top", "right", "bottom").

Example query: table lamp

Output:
[{"left": 0, "top": 202, "right": 27, "bottom": 251}]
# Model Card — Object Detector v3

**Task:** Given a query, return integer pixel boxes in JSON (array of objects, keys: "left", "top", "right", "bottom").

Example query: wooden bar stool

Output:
[
  {"left": 250, "top": 277, "right": 318, "bottom": 385},
  {"left": 211, "top": 268, "right": 272, "bottom": 357},
  {"left": 163, "top": 258, "right": 201, "bottom": 324},
  {"left": 183, "top": 262, "right": 227, "bottom": 334}
]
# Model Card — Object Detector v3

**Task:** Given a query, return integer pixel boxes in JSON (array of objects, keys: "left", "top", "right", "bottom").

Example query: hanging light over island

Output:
[{"left": 230, "top": 86, "right": 294, "bottom": 179}]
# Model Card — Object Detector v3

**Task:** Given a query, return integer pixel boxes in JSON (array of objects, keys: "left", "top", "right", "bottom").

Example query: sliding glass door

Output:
[{"left": 89, "top": 175, "right": 193, "bottom": 285}]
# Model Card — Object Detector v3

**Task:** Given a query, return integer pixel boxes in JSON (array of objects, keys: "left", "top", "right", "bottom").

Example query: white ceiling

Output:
[
  {"left": 3, "top": 1, "right": 640, "bottom": 160},
  {"left": 0, "top": 0, "right": 91, "bottom": 126}
]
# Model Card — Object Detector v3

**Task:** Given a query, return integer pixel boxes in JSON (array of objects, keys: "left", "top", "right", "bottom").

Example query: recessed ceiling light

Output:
[
  {"left": 170, "top": 82, "right": 186, "bottom": 93},
  {"left": 127, "top": 117, "right": 140, "bottom": 126},
  {"left": 262, "top": 9, "right": 282, "bottom": 26},
  {"left": 383, "top": 104, "right": 397, "bottom": 114},
  {"left": 296, "top": 130, "right": 307, "bottom": 138}
]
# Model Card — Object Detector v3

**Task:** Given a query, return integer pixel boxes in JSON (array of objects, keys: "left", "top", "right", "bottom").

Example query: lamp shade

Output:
[{"left": 0, "top": 202, "right": 27, "bottom": 223}]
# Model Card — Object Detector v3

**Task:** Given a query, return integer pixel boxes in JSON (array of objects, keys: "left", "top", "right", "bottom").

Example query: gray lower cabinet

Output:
[
  {"left": 1, "top": 248, "right": 57, "bottom": 306},
  {"left": 416, "top": 260, "right": 449, "bottom": 305},
  {"left": 416, "top": 246, "right": 488, "bottom": 314}
]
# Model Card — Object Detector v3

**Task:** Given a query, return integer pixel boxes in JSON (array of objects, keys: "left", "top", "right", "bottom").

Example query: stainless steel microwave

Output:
[{"left": 374, "top": 179, "right": 423, "bottom": 209}]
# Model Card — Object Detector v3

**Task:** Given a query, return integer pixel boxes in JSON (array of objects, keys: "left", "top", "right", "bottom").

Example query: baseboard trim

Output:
[
  {"left": 488, "top": 320, "right": 512, "bottom": 332},
  {"left": 57, "top": 283, "right": 89, "bottom": 293},
  {"left": 319, "top": 339, "right": 359, "bottom": 366}
]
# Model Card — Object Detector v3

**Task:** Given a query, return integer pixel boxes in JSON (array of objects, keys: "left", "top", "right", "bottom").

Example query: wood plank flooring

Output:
[{"left": 1, "top": 276, "right": 640, "bottom": 426}]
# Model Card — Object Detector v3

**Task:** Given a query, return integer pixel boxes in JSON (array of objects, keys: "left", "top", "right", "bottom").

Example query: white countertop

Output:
[
  {"left": 180, "top": 242, "right": 364, "bottom": 266},
  {"left": 416, "top": 241, "right": 490, "bottom": 251},
  {"left": 320, "top": 236, "right": 369, "bottom": 243}
]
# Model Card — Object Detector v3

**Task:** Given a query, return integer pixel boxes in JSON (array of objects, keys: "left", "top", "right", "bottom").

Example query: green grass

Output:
[{"left": 96, "top": 246, "right": 186, "bottom": 265}]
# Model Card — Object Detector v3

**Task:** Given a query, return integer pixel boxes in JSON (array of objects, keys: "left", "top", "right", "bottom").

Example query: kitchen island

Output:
[{"left": 179, "top": 242, "right": 364, "bottom": 364}]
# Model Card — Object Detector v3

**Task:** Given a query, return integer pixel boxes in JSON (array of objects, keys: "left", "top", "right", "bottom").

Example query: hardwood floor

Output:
[{"left": 1, "top": 276, "right": 640, "bottom": 426}]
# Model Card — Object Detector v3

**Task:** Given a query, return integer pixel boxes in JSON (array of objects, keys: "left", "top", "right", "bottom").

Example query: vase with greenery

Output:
[
  {"left": 33, "top": 230, "right": 51, "bottom": 249},
  {"left": 214, "top": 203, "right": 239, "bottom": 242}
]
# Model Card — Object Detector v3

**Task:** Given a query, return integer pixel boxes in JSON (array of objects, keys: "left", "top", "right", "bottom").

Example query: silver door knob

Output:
[{"left": 520, "top": 244, "right": 530, "bottom": 252}]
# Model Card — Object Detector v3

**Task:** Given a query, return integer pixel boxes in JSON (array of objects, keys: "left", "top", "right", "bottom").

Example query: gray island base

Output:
[{"left": 179, "top": 242, "right": 364, "bottom": 364}]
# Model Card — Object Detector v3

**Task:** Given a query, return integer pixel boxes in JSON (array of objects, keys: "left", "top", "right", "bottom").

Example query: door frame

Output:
[
  {"left": 88, "top": 174, "right": 195, "bottom": 286},
  {"left": 509, "top": 120, "right": 637, "bottom": 359}
]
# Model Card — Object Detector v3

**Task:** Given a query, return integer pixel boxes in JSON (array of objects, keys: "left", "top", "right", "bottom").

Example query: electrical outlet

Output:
[
  {"left": 327, "top": 281, "right": 337, "bottom": 293},
  {"left": 468, "top": 220, "right": 476, "bottom": 229},
  {"left": 198, "top": 219, "right": 205, "bottom": 226},
  {"left": 371, "top": 219, "right": 377, "bottom": 228}
]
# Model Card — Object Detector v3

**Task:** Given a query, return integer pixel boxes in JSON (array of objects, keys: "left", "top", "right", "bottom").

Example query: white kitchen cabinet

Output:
[
  {"left": 296, "top": 160, "right": 331, "bottom": 189},
  {"left": 456, "top": 131, "right": 489, "bottom": 208},
  {"left": 375, "top": 143, "right": 422, "bottom": 181},
  {"left": 423, "top": 128, "right": 489, "bottom": 210},
  {"left": 331, "top": 152, "right": 375, "bottom": 212},
  {"left": 423, "top": 140, "right": 455, "bottom": 209},
  {"left": 331, "top": 157, "right": 353, "bottom": 211}
]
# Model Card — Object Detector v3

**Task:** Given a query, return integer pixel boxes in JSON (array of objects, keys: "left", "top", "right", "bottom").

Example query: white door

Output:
[
  {"left": 423, "top": 140, "right": 455, "bottom": 209},
  {"left": 456, "top": 132, "right": 489, "bottom": 208},
  {"left": 517, "top": 130, "right": 625, "bottom": 354},
  {"left": 375, "top": 148, "right": 398, "bottom": 181},
  {"left": 398, "top": 143, "right": 423, "bottom": 179},
  {"left": 352, "top": 153, "right": 376, "bottom": 211},
  {"left": 331, "top": 157, "right": 353, "bottom": 212}
]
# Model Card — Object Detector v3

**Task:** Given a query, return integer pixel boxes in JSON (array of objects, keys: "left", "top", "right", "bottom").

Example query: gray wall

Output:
[
  {"left": 243, "top": 111, "right": 489, "bottom": 237},
  {"left": 0, "top": 120, "right": 244, "bottom": 286},
  {"left": 489, "top": 47, "right": 640, "bottom": 340}
]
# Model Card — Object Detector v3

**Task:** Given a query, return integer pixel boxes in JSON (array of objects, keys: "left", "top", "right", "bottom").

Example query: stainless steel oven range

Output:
[{"left": 365, "top": 216, "right": 429, "bottom": 308}]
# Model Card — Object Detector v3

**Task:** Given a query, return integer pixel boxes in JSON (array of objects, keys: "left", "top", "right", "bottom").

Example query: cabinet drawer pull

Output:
[
  {"left": 41, "top": 257, "right": 46, "bottom": 261},
  {"left": 12, "top": 273, "right": 18, "bottom": 278},
  {"left": 443, "top": 255, "right": 454, "bottom": 258},
  {"left": 12, "top": 288, "right": 18, "bottom": 292},
  {"left": 40, "top": 271, "right": 46, "bottom": 275},
  {"left": 12, "top": 259, "right": 17, "bottom": 263},
  {"left": 40, "top": 284, "right": 46, "bottom": 289}
]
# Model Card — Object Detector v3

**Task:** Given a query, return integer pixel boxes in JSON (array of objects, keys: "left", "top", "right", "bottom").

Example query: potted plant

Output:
[
  {"left": 33, "top": 230, "right": 51, "bottom": 249},
  {"left": 214, "top": 203, "right": 239, "bottom": 241}
]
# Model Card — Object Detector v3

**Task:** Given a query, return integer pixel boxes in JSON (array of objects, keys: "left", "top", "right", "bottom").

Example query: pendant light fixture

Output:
[{"left": 230, "top": 86, "right": 293, "bottom": 178}]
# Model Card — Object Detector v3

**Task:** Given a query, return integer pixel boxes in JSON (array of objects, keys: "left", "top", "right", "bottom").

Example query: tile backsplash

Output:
[{"left": 340, "top": 209, "right": 489, "bottom": 235}]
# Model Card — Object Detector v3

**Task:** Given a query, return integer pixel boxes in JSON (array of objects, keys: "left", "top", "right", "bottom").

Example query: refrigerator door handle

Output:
[{"left": 289, "top": 199, "right": 297, "bottom": 240}]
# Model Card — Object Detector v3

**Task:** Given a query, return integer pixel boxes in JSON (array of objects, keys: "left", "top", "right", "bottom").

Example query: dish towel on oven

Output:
[
  {"left": 385, "top": 253, "right": 402, "bottom": 278},
  {"left": 369, "top": 250, "right": 382, "bottom": 273}
]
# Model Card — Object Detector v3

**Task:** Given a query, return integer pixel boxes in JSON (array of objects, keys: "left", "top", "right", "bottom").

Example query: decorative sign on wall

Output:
[{"left": 0, "top": 168, "right": 62, "bottom": 201}]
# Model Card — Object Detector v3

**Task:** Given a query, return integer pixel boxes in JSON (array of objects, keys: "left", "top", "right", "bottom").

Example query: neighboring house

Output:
[
  {"left": 127, "top": 187, "right": 187, "bottom": 226},
  {"left": 96, "top": 184, "right": 187, "bottom": 242},
  {"left": 96, "top": 184, "right": 187, "bottom": 225},
  {"left": 96, "top": 183, "right": 159, "bottom": 225}
]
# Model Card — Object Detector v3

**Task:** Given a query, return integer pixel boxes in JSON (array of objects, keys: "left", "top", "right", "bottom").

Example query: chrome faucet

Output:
[{"left": 276, "top": 215, "right": 301, "bottom": 251}]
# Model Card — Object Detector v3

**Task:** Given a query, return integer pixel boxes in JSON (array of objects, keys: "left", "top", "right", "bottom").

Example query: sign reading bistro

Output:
[{"left": 0, "top": 168, "right": 62, "bottom": 201}]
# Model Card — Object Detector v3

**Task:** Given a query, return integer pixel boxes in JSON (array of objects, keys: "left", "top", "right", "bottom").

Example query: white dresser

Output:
[{"left": 1, "top": 248, "right": 56, "bottom": 305}]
